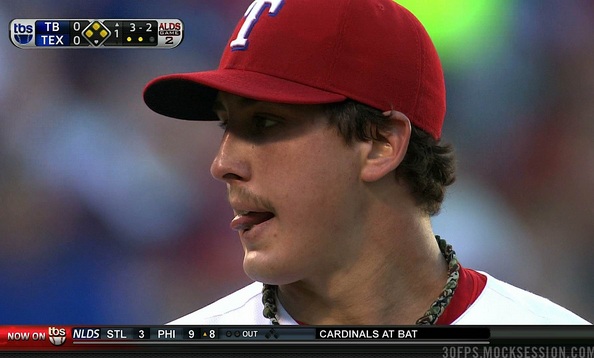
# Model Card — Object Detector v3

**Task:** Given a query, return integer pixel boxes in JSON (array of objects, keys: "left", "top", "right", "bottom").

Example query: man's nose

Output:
[{"left": 210, "top": 131, "right": 251, "bottom": 183}]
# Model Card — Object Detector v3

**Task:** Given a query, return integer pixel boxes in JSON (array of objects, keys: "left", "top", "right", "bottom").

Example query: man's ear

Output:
[{"left": 360, "top": 110, "right": 411, "bottom": 182}]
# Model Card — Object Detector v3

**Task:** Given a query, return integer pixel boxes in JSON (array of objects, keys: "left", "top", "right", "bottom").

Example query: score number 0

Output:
[{"left": 72, "top": 21, "right": 84, "bottom": 45}]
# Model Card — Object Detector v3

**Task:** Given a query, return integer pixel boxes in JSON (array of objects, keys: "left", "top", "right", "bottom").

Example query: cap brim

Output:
[{"left": 143, "top": 69, "right": 347, "bottom": 121}]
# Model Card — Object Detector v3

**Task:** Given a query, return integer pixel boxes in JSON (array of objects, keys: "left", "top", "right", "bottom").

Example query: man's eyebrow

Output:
[{"left": 212, "top": 96, "right": 260, "bottom": 113}]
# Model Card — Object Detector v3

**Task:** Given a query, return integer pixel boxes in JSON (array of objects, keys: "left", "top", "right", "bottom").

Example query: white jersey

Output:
[{"left": 167, "top": 272, "right": 590, "bottom": 325}]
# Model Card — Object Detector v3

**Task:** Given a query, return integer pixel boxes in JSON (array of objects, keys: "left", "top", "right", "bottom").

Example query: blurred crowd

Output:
[{"left": 0, "top": 0, "right": 592, "bottom": 324}]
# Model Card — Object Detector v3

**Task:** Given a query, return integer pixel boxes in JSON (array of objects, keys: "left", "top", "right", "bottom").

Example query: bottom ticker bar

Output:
[
  {"left": 0, "top": 326, "right": 592, "bottom": 352},
  {"left": 0, "top": 326, "right": 487, "bottom": 350}
]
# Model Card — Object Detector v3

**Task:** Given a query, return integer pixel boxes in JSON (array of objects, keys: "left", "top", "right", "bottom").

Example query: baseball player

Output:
[{"left": 143, "top": 0, "right": 590, "bottom": 325}]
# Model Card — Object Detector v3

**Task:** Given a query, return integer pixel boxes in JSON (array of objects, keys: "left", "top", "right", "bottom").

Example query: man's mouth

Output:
[{"left": 230, "top": 211, "right": 275, "bottom": 232}]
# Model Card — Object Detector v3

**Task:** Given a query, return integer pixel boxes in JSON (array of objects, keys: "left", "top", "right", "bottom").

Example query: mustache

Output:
[{"left": 227, "top": 186, "right": 276, "bottom": 214}]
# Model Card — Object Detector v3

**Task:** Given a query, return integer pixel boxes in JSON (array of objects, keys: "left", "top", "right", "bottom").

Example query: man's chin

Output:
[{"left": 243, "top": 257, "right": 295, "bottom": 285}]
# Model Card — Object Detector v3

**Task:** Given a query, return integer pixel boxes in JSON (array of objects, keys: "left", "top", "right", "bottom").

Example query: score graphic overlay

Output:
[
  {"left": 10, "top": 19, "right": 183, "bottom": 48},
  {"left": 1, "top": 326, "right": 594, "bottom": 355},
  {"left": 0, "top": 326, "right": 489, "bottom": 350}
]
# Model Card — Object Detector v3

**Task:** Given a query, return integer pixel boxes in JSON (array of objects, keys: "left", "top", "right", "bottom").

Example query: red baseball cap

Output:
[{"left": 144, "top": 0, "right": 446, "bottom": 139}]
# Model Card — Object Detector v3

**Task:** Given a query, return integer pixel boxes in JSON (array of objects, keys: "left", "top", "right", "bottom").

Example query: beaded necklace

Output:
[{"left": 262, "top": 235, "right": 459, "bottom": 325}]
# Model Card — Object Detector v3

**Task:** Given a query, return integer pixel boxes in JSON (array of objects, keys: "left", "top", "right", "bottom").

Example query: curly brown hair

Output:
[{"left": 324, "top": 100, "right": 456, "bottom": 216}]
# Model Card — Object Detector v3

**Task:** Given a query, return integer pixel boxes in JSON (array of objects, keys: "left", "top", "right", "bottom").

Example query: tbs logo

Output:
[
  {"left": 13, "top": 23, "right": 33, "bottom": 45},
  {"left": 48, "top": 326, "right": 67, "bottom": 346}
]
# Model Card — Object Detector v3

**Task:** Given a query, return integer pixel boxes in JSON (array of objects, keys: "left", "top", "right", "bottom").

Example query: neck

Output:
[{"left": 277, "top": 215, "right": 448, "bottom": 325}]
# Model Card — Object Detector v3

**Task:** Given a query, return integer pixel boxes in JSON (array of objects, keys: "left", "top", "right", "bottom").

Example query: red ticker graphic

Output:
[{"left": 0, "top": 326, "right": 68, "bottom": 350}]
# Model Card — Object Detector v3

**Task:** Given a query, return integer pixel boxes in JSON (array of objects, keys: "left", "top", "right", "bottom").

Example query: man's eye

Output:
[{"left": 254, "top": 116, "right": 278, "bottom": 129}]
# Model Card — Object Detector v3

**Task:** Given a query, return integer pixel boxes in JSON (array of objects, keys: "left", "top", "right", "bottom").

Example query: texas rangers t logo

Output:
[{"left": 230, "top": 0, "right": 284, "bottom": 50}]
